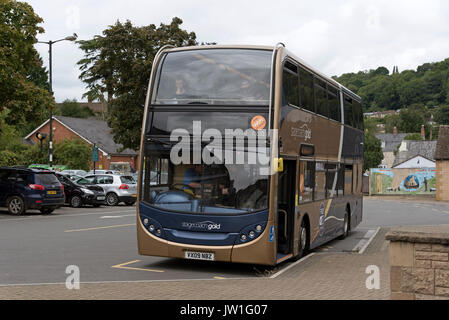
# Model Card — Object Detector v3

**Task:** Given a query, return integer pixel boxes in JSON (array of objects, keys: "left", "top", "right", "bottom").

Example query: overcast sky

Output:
[{"left": 28, "top": 0, "right": 449, "bottom": 102}]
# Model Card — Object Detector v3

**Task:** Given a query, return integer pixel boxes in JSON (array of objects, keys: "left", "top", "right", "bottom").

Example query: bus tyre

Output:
[
  {"left": 106, "top": 193, "right": 119, "bottom": 206},
  {"left": 70, "top": 195, "right": 82, "bottom": 208},
  {"left": 339, "top": 210, "right": 350, "bottom": 240},
  {"left": 293, "top": 219, "right": 309, "bottom": 261},
  {"left": 7, "top": 196, "right": 25, "bottom": 216}
]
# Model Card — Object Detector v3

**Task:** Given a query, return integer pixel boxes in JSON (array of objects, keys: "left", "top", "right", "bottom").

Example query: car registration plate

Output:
[
  {"left": 132, "top": 194, "right": 137, "bottom": 197},
  {"left": 185, "top": 251, "right": 215, "bottom": 261},
  {"left": 47, "top": 191, "right": 57, "bottom": 195},
  {"left": 97, "top": 196, "right": 105, "bottom": 200}
]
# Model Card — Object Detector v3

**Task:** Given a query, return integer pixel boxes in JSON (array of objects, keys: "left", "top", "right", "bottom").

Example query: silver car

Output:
[{"left": 81, "top": 174, "right": 137, "bottom": 206}]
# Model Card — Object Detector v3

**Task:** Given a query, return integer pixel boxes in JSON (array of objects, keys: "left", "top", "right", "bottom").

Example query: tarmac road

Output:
[{"left": 0, "top": 197, "right": 448, "bottom": 286}]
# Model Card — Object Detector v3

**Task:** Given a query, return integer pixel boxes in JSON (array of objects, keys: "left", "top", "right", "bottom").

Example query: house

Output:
[
  {"left": 375, "top": 129, "right": 407, "bottom": 168},
  {"left": 392, "top": 140, "right": 437, "bottom": 169},
  {"left": 435, "top": 126, "right": 449, "bottom": 201},
  {"left": 24, "top": 116, "right": 139, "bottom": 171}
]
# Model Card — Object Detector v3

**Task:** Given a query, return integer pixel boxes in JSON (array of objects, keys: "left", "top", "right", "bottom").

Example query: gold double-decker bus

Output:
[{"left": 137, "top": 44, "right": 364, "bottom": 266}]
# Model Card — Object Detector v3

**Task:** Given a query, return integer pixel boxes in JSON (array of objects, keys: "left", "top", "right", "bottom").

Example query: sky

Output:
[{"left": 28, "top": 0, "right": 449, "bottom": 102}]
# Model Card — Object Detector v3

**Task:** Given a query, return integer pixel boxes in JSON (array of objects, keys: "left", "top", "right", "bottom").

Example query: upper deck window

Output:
[{"left": 154, "top": 49, "right": 272, "bottom": 105}]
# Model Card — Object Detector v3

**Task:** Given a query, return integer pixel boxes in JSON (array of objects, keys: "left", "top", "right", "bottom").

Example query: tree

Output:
[
  {"left": 0, "top": 0, "right": 54, "bottom": 137},
  {"left": 434, "top": 105, "right": 449, "bottom": 125},
  {"left": 363, "top": 131, "right": 383, "bottom": 172},
  {"left": 77, "top": 17, "right": 198, "bottom": 150},
  {"left": 59, "top": 99, "right": 95, "bottom": 118}
]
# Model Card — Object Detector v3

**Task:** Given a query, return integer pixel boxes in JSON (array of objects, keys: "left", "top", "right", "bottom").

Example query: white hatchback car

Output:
[{"left": 80, "top": 174, "right": 137, "bottom": 206}]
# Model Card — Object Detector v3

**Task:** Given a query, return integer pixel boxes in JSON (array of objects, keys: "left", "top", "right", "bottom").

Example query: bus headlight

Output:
[
  {"left": 143, "top": 218, "right": 149, "bottom": 225},
  {"left": 249, "top": 231, "right": 255, "bottom": 238},
  {"left": 149, "top": 225, "right": 155, "bottom": 232},
  {"left": 241, "top": 234, "right": 247, "bottom": 241}
]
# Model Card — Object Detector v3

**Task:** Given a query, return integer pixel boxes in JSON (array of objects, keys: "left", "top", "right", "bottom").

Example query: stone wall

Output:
[
  {"left": 436, "top": 160, "right": 449, "bottom": 201},
  {"left": 387, "top": 226, "right": 449, "bottom": 300}
]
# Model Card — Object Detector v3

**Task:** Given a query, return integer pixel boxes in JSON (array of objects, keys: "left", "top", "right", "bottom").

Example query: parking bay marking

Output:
[
  {"left": 65, "top": 223, "right": 136, "bottom": 233},
  {"left": 111, "top": 260, "right": 165, "bottom": 273}
]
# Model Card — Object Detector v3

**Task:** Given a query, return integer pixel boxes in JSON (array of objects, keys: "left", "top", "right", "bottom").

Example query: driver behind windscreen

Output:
[{"left": 182, "top": 164, "right": 231, "bottom": 199}]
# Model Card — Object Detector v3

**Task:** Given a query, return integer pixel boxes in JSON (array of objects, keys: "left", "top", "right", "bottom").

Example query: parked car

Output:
[
  {"left": 86, "top": 170, "right": 121, "bottom": 175},
  {"left": 79, "top": 174, "right": 137, "bottom": 206},
  {"left": 61, "top": 170, "right": 87, "bottom": 177},
  {"left": 55, "top": 173, "right": 106, "bottom": 208},
  {"left": 0, "top": 167, "right": 65, "bottom": 215}
]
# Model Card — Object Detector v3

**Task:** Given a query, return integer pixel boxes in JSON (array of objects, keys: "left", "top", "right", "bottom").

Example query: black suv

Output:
[
  {"left": 55, "top": 173, "right": 106, "bottom": 208},
  {"left": 0, "top": 167, "right": 65, "bottom": 215}
]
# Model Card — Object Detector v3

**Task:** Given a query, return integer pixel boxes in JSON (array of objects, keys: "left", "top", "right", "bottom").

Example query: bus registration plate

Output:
[{"left": 185, "top": 251, "right": 215, "bottom": 261}]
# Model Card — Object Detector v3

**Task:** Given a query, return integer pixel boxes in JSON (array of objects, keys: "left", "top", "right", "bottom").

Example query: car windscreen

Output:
[{"left": 34, "top": 173, "right": 60, "bottom": 185}]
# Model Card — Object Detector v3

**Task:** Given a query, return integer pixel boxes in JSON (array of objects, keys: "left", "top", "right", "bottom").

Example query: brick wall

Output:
[
  {"left": 436, "top": 160, "right": 449, "bottom": 201},
  {"left": 387, "top": 227, "right": 449, "bottom": 300},
  {"left": 27, "top": 119, "right": 139, "bottom": 171}
]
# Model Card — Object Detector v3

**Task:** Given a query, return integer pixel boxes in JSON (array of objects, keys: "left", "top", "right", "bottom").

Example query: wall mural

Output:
[{"left": 370, "top": 168, "right": 436, "bottom": 195}]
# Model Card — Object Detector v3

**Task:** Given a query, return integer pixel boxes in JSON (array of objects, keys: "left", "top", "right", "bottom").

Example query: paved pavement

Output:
[{"left": 0, "top": 197, "right": 448, "bottom": 300}]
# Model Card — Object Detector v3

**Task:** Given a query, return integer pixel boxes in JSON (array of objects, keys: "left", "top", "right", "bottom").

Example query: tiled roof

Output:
[
  {"left": 53, "top": 116, "right": 138, "bottom": 156},
  {"left": 392, "top": 140, "right": 437, "bottom": 166},
  {"left": 375, "top": 133, "right": 408, "bottom": 152}
]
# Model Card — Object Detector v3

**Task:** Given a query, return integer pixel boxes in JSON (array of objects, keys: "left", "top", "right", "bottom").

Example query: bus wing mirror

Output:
[{"left": 275, "top": 158, "right": 284, "bottom": 172}]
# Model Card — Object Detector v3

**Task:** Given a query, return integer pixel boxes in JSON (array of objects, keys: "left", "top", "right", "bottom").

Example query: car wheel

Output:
[
  {"left": 7, "top": 196, "right": 26, "bottom": 216},
  {"left": 70, "top": 195, "right": 83, "bottom": 208},
  {"left": 106, "top": 193, "right": 119, "bottom": 206},
  {"left": 40, "top": 208, "right": 55, "bottom": 215}
]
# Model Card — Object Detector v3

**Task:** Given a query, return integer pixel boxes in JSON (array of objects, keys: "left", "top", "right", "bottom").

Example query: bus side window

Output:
[
  {"left": 314, "top": 78, "right": 328, "bottom": 118},
  {"left": 315, "top": 162, "right": 326, "bottom": 201},
  {"left": 344, "top": 95, "right": 354, "bottom": 127},
  {"left": 344, "top": 165, "right": 353, "bottom": 195},
  {"left": 283, "top": 61, "right": 299, "bottom": 107},
  {"left": 336, "top": 165, "right": 344, "bottom": 196},
  {"left": 325, "top": 163, "right": 337, "bottom": 198},
  {"left": 328, "top": 86, "right": 341, "bottom": 122},
  {"left": 299, "top": 68, "right": 314, "bottom": 113},
  {"left": 353, "top": 100, "right": 363, "bottom": 130},
  {"left": 299, "top": 161, "right": 314, "bottom": 203}
]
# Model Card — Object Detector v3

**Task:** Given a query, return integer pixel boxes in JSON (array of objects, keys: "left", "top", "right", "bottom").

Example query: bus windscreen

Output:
[{"left": 154, "top": 49, "right": 272, "bottom": 105}]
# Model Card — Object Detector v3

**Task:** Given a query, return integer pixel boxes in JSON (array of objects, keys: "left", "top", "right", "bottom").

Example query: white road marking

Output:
[
  {"left": 100, "top": 214, "right": 135, "bottom": 219},
  {"left": 269, "top": 253, "right": 316, "bottom": 279},
  {"left": 356, "top": 227, "right": 381, "bottom": 254}
]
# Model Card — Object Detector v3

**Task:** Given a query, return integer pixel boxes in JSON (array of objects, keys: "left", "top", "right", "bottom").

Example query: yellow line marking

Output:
[
  {"left": 65, "top": 223, "right": 136, "bottom": 233},
  {"left": 214, "top": 276, "right": 226, "bottom": 280},
  {"left": 111, "top": 260, "right": 164, "bottom": 273}
]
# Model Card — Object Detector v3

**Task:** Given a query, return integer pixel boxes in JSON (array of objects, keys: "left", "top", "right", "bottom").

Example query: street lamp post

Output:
[{"left": 37, "top": 34, "right": 78, "bottom": 169}]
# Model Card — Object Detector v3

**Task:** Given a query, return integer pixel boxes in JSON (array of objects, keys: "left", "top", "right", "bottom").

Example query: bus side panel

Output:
[{"left": 231, "top": 219, "right": 276, "bottom": 266}]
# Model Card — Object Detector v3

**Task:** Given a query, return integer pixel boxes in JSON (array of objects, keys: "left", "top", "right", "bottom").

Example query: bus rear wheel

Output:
[
  {"left": 338, "top": 209, "right": 350, "bottom": 240},
  {"left": 292, "top": 219, "right": 309, "bottom": 261}
]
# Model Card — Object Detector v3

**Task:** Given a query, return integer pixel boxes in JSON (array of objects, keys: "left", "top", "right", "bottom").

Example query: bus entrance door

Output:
[{"left": 277, "top": 159, "right": 296, "bottom": 256}]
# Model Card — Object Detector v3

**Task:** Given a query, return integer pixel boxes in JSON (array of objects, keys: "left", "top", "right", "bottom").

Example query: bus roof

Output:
[{"left": 160, "top": 44, "right": 361, "bottom": 102}]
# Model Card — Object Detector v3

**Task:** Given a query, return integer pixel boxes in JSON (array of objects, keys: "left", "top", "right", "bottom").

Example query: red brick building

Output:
[{"left": 24, "top": 116, "right": 139, "bottom": 171}]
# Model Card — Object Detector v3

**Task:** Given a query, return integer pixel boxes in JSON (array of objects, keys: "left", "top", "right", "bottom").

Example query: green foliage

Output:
[
  {"left": 404, "top": 133, "right": 422, "bottom": 141},
  {"left": 0, "top": 149, "right": 23, "bottom": 166},
  {"left": 434, "top": 105, "right": 449, "bottom": 125},
  {"left": 0, "top": 0, "right": 54, "bottom": 137},
  {"left": 59, "top": 99, "right": 94, "bottom": 118},
  {"left": 364, "top": 130, "right": 383, "bottom": 172},
  {"left": 334, "top": 58, "right": 449, "bottom": 113},
  {"left": 53, "top": 139, "right": 91, "bottom": 171},
  {"left": 77, "top": 17, "right": 198, "bottom": 150}
]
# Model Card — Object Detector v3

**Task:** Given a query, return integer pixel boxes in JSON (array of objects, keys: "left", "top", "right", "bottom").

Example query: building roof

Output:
[
  {"left": 392, "top": 140, "right": 437, "bottom": 167},
  {"left": 25, "top": 116, "right": 138, "bottom": 156},
  {"left": 375, "top": 133, "right": 408, "bottom": 152},
  {"left": 435, "top": 125, "right": 449, "bottom": 160}
]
